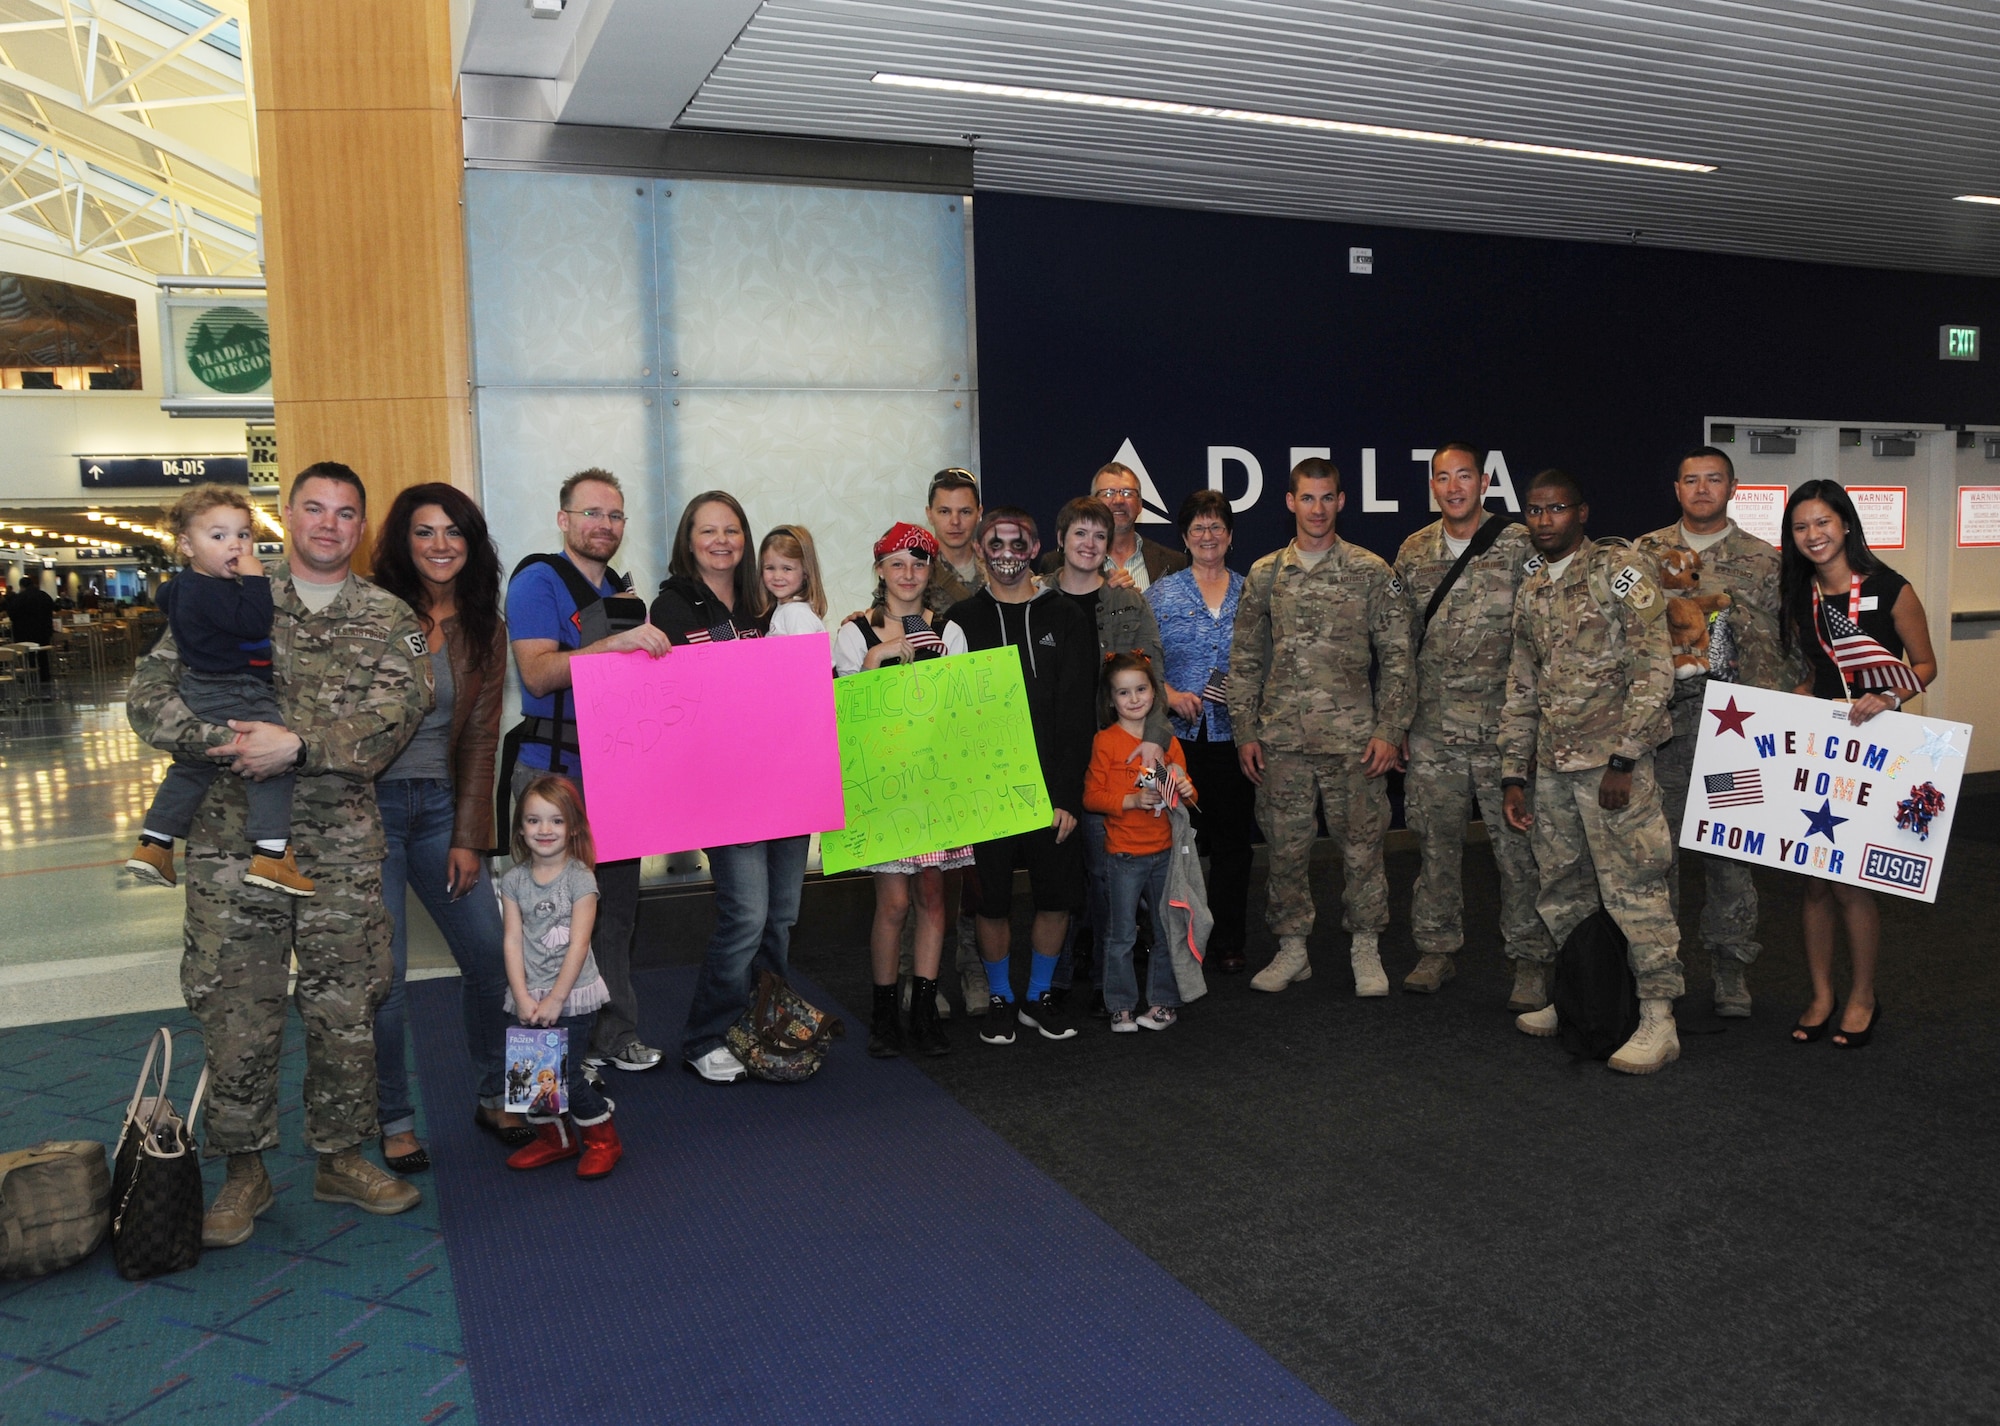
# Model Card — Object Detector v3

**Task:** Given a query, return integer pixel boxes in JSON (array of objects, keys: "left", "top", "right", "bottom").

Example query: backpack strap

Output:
[{"left": 1419, "top": 514, "right": 1513, "bottom": 646}]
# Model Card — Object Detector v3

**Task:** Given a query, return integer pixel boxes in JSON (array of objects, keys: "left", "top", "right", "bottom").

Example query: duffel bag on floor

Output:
[
  {"left": 0, "top": 1140, "right": 111, "bottom": 1279},
  {"left": 725, "top": 971, "right": 845, "bottom": 1083}
]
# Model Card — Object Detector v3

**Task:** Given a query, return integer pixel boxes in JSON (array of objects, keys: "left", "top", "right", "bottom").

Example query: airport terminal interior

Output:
[{"left": 1, "top": 1, "right": 1997, "bottom": 1422}]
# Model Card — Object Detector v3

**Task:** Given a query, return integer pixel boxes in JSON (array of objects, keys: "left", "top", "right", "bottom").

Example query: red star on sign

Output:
[{"left": 1709, "top": 695, "right": 1754, "bottom": 737}]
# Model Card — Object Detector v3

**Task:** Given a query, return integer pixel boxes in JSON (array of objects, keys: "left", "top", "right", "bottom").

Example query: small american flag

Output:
[
  {"left": 683, "top": 620, "right": 739, "bottom": 645},
  {"left": 1201, "top": 668, "right": 1229, "bottom": 704},
  {"left": 900, "top": 615, "right": 947, "bottom": 653},
  {"left": 1819, "top": 604, "right": 1923, "bottom": 696},
  {"left": 1704, "top": 768, "right": 1764, "bottom": 809}
]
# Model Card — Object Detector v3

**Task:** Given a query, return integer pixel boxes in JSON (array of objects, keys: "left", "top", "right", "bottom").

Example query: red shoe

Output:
[
  {"left": 576, "top": 1116, "right": 623, "bottom": 1180},
  {"left": 506, "top": 1117, "right": 578, "bottom": 1170}
]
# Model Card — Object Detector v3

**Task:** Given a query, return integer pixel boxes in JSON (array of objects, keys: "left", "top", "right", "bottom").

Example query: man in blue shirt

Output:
[{"left": 507, "top": 469, "right": 671, "bottom": 1072}]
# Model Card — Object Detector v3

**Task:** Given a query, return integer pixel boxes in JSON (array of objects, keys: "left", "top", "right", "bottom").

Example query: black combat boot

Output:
[
  {"left": 908, "top": 976, "right": 952, "bottom": 1056},
  {"left": 867, "top": 983, "right": 903, "bottom": 1058}
]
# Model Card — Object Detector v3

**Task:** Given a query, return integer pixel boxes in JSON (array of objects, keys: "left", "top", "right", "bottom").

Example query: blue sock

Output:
[
  {"left": 983, "top": 958, "right": 1014, "bottom": 1002},
  {"left": 1027, "top": 952, "right": 1058, "bottom": 1002}
]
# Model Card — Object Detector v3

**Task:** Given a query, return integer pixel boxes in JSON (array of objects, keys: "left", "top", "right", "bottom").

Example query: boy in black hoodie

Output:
[{"left": 943, "top": 507, "right": 1096, "bottom": 1044}]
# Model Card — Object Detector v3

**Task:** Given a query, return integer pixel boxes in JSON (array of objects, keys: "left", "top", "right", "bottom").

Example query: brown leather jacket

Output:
[{"left": 441, "top": 611, "right": 508, "bottom": 850}]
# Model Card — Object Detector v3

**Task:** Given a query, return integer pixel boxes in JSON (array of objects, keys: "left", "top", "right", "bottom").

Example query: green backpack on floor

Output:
[{"left": 0, "top": 1140, "right": 111, "bottom": 1279}]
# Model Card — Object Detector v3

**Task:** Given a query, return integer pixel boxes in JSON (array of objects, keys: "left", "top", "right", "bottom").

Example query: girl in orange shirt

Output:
[{"left": 1084, "top": 652, "right": 1196, "bottom": 1032}]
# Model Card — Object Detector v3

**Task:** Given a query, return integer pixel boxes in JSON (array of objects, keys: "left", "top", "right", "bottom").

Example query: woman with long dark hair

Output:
[
  {"left": 370, "top": 482, "right": 527, "bottom": 1165},
  {"left": 649, "top": 491, "right": 810, "bottom": 1083},
  {"left": 1780, "top": 479, "right": 1937, "bottom": 1049}
]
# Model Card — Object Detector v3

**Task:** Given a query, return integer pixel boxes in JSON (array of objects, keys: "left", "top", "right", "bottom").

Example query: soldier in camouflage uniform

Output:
[
  {"left": 1229, "top": 457, "right": 1413, "bottom": 997},
  {"left": 1500, "top": 469, "right": 1683, "bottom": 1073},
  {"left": 1635, "top": 446, "right": 1787, "bottom": 1017},
  {"left": 1394, "top": 444, "right": 1553, "bottom": 1006},
  {"left": 127, "top": 464, "right": 434, "bottom": 1245}
]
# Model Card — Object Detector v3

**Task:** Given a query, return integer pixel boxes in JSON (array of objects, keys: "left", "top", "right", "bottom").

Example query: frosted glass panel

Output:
[
  {"left": 659, "top": 183, "right": 968, "bottom": 390},
  {"left": 466, "top": 171, "right": 657, "bottom": 387},
  {"left": 667, "top": 389, "right": 973, "bottom": 620},
  {"left": 474, "top": 387, "right": 668, "bottom": 594}
]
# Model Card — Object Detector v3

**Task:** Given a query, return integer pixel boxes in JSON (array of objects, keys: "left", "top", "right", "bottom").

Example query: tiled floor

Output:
[{"left": 0, "top": 685, "right": 458, "bottom": 1028}]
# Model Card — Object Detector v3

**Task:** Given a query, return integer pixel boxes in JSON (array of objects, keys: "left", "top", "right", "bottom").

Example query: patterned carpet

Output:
[{"left": 0, "top": 1010, "right": 472, "bottom": 1425}]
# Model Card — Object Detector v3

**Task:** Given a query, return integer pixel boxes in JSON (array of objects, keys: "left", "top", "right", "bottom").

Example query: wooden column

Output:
[{"left": 247, "top": 0, "right": 473, "bottom": 526}]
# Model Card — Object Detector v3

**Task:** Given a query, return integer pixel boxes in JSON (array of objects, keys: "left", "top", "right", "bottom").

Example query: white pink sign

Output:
[
  {"left": 1957, "top": 486, "right": 2000, "bottom": 547},
  {"left": 1846, "top": 485, "right": 1906, "bottom": 550},
  {"left": 1728, "top": 485, "right": 1789, "bottom": 547},
  {"left": 1679, "top": 682, "right": 1969, "bottom": 903}
]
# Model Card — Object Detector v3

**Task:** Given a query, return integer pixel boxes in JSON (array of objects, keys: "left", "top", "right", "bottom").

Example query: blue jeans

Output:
[
  {"left": 681, "top": 835, "right": 810, "bottom": 1060},
  {"left": 374, "top": 779, "right": 511, "bottom": 1137},
  {"left": 518, "top": 1011, "right": 610, "bottom": 1126},
  {"left": 1103, "top": 850, "right": 1179, "bottom": 1014},
  {"left": 1054, "top": 811, "right": 1109, "bottom": 991}
]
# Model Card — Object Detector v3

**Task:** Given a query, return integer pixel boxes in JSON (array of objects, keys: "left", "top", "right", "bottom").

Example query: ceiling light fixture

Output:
[
  {"left": 1956, "top": 195, "right": 2000, "bottom": 207},
  {"left": 871, "top": 73, "right": 1717, "bottom": 173}
]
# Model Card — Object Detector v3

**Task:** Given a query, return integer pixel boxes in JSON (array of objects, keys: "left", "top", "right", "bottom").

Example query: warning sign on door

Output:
[
  {"left": 1729, "top": 485, "right": 1790, "bottom": 547},
  {"left": 1847, "top": 486, "right": 1906, "bottom": 550},
  {"left": 1958, "top": 486, "right": 2000, "bottom": 547}
]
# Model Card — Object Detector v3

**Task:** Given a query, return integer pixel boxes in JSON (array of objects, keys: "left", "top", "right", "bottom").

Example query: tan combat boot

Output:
[
  {"left": 1608, "top": 998, "right": 1681, "bottom": 1074},
  {"left": 1402, "top": 953, "right": 1456, "bottom": 994},
  {"left": 125, "top": 839, "right": 176, "bottom": 888},
  {"left": 244, "top": 846, "right": 316, "bottom": 897},
  {"left": 1349, "top": 932, "right": 1389, "bottom": 997},
  {"left": 1516, "top": 1004, "right": 1560, "bottom": 1037},
  {"left": 202, "top": 1152, "right": 274, "bottom": 1248},
  {"left": 1250, "top": 936, "right": 1312, "bottom": 992},
  {"left": 315, "top": 1149, "right": 422, "bottom": 1214},
  {"left": 1712, "top": 960, "right": 1752, "bottom": 1018},
  {"left": 1507, "top": 959, "right": 1552, "bottom": 1012}
]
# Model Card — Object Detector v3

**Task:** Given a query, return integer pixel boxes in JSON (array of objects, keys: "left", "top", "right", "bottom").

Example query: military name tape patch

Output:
[{"left": 403, "top": 631, "right": 429, "bottom": 658}]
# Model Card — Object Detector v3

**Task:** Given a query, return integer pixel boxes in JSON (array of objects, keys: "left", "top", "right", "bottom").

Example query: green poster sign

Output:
[
  {"left": 821, "top": 648, "right": 1052, "bottom": 876},
  {"left": 184, "top": 304, "right": 271, "bottom": 394}
]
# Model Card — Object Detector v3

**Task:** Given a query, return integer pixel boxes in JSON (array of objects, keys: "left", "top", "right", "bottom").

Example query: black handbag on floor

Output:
[
  {"left": 109, "top": 1027, "right": 209, "bottom": 1281},
  {"left": 1552, "top": 909, "right": 1641, "bottom": 1061}
]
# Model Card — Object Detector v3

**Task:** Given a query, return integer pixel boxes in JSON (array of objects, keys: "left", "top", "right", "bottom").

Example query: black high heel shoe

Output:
[
  {"left": 1790, "top": 1000, "right": 1838, "bottom": 1044},
  {"left": 1832, "top": 1001, "right": 1880, "bottom": 1049},
  {"left": 473, "top": 1107, "right": 536, "bottom": 1148}
]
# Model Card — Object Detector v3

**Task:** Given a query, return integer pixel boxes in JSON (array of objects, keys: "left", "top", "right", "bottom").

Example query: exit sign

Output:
[{"left": 1940, "top": 325, "right": 1980, "bottom": 360}]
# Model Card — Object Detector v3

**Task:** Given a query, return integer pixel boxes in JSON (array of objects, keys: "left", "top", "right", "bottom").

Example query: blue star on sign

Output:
[{"left": 1801, "top": 798, "right": 1849, "bottom": 843}]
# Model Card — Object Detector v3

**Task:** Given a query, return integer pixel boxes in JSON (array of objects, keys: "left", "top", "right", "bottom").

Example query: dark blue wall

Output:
[{"left": 972, "top": 191, "right": 2000, "bottom": 563}]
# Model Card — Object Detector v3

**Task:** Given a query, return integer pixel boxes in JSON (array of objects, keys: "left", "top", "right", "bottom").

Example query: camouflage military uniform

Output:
[
  {"left": 1634, "top": 521, "right": 1787, "bottom": 967},
  {"left": 1394, "top": 520, "right": 1551, "bottom": 962},
  {"left": 128, "top": 569, "right": 432, "bottom": 1156},
  {"left": 929, "top": 553, "right": 985, "bottom": 609},
  {"left": 1500, "top": 540, "right": 1683, "bottom": 999},
  {"left": 1229, "top": 539, "right": 1413, "bottom": 937}
]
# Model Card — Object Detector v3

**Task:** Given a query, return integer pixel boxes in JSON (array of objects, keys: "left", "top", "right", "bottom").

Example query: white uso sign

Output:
[{"left": 1677, "top": 681, "right": 1970, "bottom": 903}]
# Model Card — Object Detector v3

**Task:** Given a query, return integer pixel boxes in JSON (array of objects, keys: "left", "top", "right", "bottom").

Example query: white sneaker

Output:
[
  {"left": 1350, "top": 932, "right": 1390, "bottom": 997},
  {"left": 1608, "top": 999, "right": 1681, "bottom": 1075},
  {"left": 683, "top": 1046, "right": 747, "bottom": 1083},
  {"left": 609, "top": 1041, "right": 664, "bottom": 1072},
  {"left": 1136, "top": 1006, "right": 1178, "bottom": 1031},
  {"left": 1109, "top": 1009, "right": 1138, "bottom": 1033},
  {"left": 1516, "top": 1004, "right": 1560, "bottom": 1037}
]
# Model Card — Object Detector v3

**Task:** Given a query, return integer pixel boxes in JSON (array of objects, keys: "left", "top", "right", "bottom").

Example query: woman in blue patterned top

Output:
[{"left": 1146, "top": 489, "right": 1257, "bottom": 972}]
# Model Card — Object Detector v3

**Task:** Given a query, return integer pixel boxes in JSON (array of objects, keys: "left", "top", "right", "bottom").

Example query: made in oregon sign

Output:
[{"left": 183, "top": 304, "right": 270, "bottom": 393}]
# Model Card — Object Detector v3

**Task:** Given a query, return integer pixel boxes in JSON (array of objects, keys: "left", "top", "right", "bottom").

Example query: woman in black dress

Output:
[{"left": 1779, "top": 480, "right": 1937, "bottom": 1048}]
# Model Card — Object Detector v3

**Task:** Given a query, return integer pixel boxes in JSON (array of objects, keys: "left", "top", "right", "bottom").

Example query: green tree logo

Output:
[{"left": 185, "top": 305, "right": 271, "bottom": 394}]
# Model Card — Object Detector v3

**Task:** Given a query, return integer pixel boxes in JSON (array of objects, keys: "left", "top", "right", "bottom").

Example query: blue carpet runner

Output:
[
  {"left": 409, "top": 965, "right": 1348, "bottom": 1425},
  {"left": 0, "top": 1009, "right": 471, "bottom": 1424}
]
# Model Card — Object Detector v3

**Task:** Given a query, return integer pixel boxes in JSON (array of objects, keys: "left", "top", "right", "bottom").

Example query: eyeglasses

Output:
[
  {"left": 563, "top": 507, "right": 627, "bottom": 525},
  {"left": 1523, "top": 503, "right": 1575, "bottom": 518},
  {"left": 1092, "top": 486, "right": 1141, "bottom": 501},
  {"left": 1185, "top": 522, "right": 1230, "bottom": 538}
]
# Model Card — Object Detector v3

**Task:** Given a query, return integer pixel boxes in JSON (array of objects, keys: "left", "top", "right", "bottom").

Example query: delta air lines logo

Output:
[
  {"left": 1110, "top": 438, "right": 1175, "bottom": 525},
  {"left": 1107, "top": 438, "right": 1522, "bottom": 519}
]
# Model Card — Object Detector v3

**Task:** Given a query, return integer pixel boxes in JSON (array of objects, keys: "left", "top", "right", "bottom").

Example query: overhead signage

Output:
[
  {"left": 157, "top": 294, "right": 273, "bottom": 416},
  {"left": 1847, "top": 485, "right": 1906, "bottom": 550},
  {"left": 1727, "top": 484, "right": 1789, "bottom": 547},
  {"left": 1940, "top": 325, "right": 1980, "bottom": 361},
  {"left": 1957, "top": 487, "right": 2000, "bottom": 547},
  {"left": 1679, "top": 682, "right": 1969, "bottom": 904},
  {"left": 80, "top": 455, "right": 250, "bottom": 488}
]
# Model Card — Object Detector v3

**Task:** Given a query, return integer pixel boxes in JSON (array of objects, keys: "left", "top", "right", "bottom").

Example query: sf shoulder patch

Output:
[
  {"left": 1610, "top": 565, "right": 1642, "bottom": 598},
  {"left": 1610, "top": 564, "right": 1666, "bottom": 621},
  {"left": 1386, "top": 575, "right": 1405, "bottom": 596},
  {"left": 403, "top": 631, "right": 429, "bottom": 659},
  {"left": 1523, "top": 554, "right": 1545, "bottom": 575}
]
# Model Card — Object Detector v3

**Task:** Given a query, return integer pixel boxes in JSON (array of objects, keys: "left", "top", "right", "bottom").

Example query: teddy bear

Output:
[{"left": 1652, "top": 544, "right": 1732, "bottom": 679}]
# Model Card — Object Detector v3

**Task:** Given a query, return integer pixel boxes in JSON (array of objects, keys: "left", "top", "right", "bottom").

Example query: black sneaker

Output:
[
  {"left": 1019, "top": 991, "right": 1078, "bottom": 1041},
  {"left": 977, "top": 997, "right": 1018, "bottom": 1045}
]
